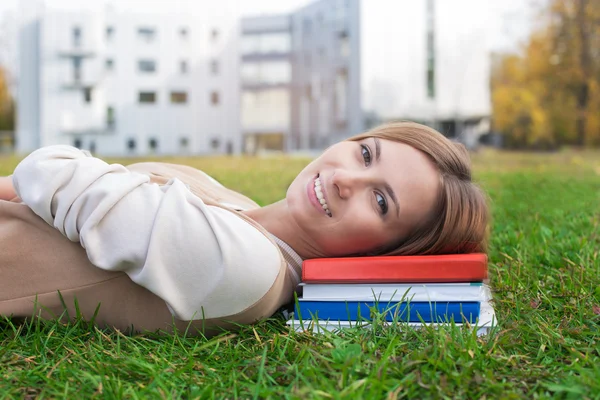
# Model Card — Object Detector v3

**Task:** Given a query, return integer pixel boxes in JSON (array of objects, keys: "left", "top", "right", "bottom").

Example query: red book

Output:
[{"left": 302, "top": 253, "right": 488, "bottom": 283}]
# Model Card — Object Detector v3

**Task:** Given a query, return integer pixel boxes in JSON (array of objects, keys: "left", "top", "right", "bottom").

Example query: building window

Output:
[
  {"left": 210, "top": 59, "right": 219, "bottom": 75},
  {"left": 138, "top": 91, "right": 157, "bottom": 104},
  {"left": 106, "top": 106, "right": 115, "bottom": 129},
  {"left": 73, "top": 58, "right": 82, "bottom": 82},
  {"left": 180, "top": 27, "right": 189, "bottom": 39},
  {"left": 73, "top": 138, "right": 82, "bottom": 148},
  {"left": 72, "top": 26, "right": 82, "bottom": 47},
  {"left": 180, "top": 137, "right": 189, "bottom": 149},
  {"left": 106, "top": 26, "right": 114, "bottom": 42},
  {"left": 180, "top": 60, "right": 188, "bottom": 74},
  {"left": 210, "top": 91, "right": 220, "bottom": 105},
  {"left": 241, "top": 61, "right": 291, "bottom": 85},
  {"left": 210, "top": 137, "right": 220, "bottom": 150},
  {"left": 105, "top": 58, "right": 114, "bottom": 71},
  {"left": 241, "top": 32, "right": 291, "bottom": 55},
  {"left": 426, "top": 0, "right": 435, "bottom": 99},
  {"left": 137, "top": 27, "right": 156, "bottom": 42},
  {"left": 89, "top": 141, "right": 96, "bottom": 154},
  {"left": 339, "top": 31, "right": 350, "bottom": 58},
  {"left": 210, "top": 28, "right": 219, "bottom": 43},
  {"left": 241, "top": 89, "right": 290, "bottom": 130},
  {"left": 148, "top": 138, "right": 158, "bottom": 151},
  {"left": 334, "top": 68, "right": 348, "bottom": 123},
  {"left": 303, "top": 18, "right": 312, "bottom": 36},
  {"left": 318, "top": 48, "right": 326, "bottom": 65},
  {"left": 127, "top": 138, "right": 136, "bottom": 152},
  {"left": 138, "top": 59, "right": 157, "bottom": 73},
  {"left": 83, "top": 87, "right": 92, "bottom": 103},
  {"left": 170, "top": 91, "right": 188, "bottom": 104},
  {"left": 317, "top": 12, "right": 324, "bottom": 27}
]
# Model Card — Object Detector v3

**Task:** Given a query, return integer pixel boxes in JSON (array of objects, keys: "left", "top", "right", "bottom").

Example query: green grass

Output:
[{"left": 1, "top": 149, "right": 599, "bottom": 399}]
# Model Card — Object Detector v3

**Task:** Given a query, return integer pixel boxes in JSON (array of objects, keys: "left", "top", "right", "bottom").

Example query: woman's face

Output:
[{"left": 286, "top": 137, "right": 440, "bottom": 257}]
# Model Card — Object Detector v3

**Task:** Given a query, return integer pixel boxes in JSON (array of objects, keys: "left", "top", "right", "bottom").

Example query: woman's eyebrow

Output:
[{"left": 374, "top": 138, "right": 400, "bottom": 218}]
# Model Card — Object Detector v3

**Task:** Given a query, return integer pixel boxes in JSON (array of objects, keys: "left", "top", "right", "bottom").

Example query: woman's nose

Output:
[{"left": 331, "top": 169, "right": 368, "bottom": 199}]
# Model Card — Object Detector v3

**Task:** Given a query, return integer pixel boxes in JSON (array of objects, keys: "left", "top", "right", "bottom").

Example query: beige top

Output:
[{"left": 12, "top": 145, "right": 301, "bottom": 321}]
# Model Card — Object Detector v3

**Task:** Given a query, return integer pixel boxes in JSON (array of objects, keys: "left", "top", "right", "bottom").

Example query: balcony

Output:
[
  {"left": 241, "top": 52, "right": 290, "bottom": 62},
  {"left": 60, "top": 78, "right": 99, "bottom": 91},
  {"left": 60, "top": 111, "right": 111, "bottom": 136},
  {"left": 60, "top": 62, "right": 104, "bottom": 91},
  {"left": 57, "top": 47, "right": 96, "bottom": 59},
  {"left": 241, "top": 82, "right": 290, "bottom": 91}
]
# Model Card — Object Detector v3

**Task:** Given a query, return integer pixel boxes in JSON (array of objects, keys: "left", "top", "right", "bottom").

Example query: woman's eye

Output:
[
  {"left": 375, "top": 192, "right": 388, "bottom": 215},
  {"left": 361, "top": 144, "right": 372, "bottom": 166}
]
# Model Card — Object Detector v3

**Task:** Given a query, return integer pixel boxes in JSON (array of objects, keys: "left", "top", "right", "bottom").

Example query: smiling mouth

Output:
[{"left": 314, "top": 174, "right": 332, "bottom": 217}]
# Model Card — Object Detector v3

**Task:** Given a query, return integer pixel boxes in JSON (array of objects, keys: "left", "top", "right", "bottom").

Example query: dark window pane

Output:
[
  {"left": 127, "top": 138, "right": 136, "bottom": 150},
  {"left": 73, "top": 26, "right": 81, "bottom": 47},
  {"left": 170, "top": 91, "right": 188, "bottom": 104},
  {"left": 107, "top": 106, "right": 115, "bottom": 129},
  {"left": 83, "top": 87, "right": 92, "bottom": 103},
  {"left": 139, "top": 92, "right": 157, "bottom": 103},
  {"left": 211, "top": 91, "right": 220, "bottom": 105},
  {"left": 138, "top": 27, "right": 156, "bottom": 42},
  {"left": 138, "top": 59, "right": 157, "bottom": 73}
]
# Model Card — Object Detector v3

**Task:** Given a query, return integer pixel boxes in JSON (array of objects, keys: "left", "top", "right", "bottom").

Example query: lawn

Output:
[{"left": 0, "top": 148, "right": 599, "bottom": 398}]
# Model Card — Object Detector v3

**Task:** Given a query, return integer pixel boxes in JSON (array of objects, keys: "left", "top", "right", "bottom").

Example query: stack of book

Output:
[{"left": 287, "top": 253, "right": 496, "bottom": 336}]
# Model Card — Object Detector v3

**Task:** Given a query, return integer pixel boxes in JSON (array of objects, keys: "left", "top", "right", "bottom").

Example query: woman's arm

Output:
[
  {"left": 0, "top": 176, "right": 16, "bottom": 201},
  {"left": 12, "top": 145, "right": 282, "bottom": 321}
]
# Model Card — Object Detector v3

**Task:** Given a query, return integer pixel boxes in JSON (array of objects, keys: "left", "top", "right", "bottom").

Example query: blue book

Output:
[{"left": 295, "top": 300, "right": 480, "bottom": 323}]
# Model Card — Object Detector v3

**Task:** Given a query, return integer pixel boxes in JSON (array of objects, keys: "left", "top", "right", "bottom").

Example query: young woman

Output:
[{"left": 0, "top": 122, "right": 488, "bottom": 335}]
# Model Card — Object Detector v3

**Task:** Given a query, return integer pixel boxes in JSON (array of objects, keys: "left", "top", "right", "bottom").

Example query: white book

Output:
[
  {"left": 299, "top": 282, "right": 488, "bottom": 302},
  {"left": 287, "top": 300, "right": 497, "bottom": 337}
]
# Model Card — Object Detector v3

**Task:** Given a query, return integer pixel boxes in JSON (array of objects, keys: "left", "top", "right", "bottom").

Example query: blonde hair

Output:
[{"left": 347, "top": 121, "right": 489, "bottom": 255}]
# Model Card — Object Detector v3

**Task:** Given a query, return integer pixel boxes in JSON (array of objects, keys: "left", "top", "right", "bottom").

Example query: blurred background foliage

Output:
[
  {"left": 492, "top": 0, "right": 600, "bottom": 149},
  {"left": 0, "top": 66, "right": 14, "bottom": 131}
]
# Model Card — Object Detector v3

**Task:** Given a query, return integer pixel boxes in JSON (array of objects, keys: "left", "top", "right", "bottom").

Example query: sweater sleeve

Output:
[{"left": 12, "top": 145, "right": 282, "bottom": 320}]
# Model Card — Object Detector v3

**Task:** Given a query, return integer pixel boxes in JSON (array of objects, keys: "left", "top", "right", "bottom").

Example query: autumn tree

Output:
[
  {"left": 0, "top": 65, "right": 14, "bottom": 131},
  {"left": 492, "top": 0, "right": 600, "bottom": 148}
]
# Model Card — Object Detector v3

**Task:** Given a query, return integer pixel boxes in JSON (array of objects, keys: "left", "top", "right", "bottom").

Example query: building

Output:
[
  {"left": 361, "top": 0, "right": 492, "bottom": 148},
  {"left": 240, "top": 15, "right": 292, "bottom": 154},
  {"left": 16, "top": 0, "right": 491, "bottom": 156},
  {"left": 240, "top": 0, "right": 362, "bottom": 153},
  {"left": 17, "top": 4, "right": 241, "bottom": 156}
]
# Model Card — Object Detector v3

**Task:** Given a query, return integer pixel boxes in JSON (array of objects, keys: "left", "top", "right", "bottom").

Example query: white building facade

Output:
[
  {"left": 240, "top": 0, "right": 362, "bottom": 153},
  {"left": 18, "top": 5, "right": 241, "bottom": 156}
]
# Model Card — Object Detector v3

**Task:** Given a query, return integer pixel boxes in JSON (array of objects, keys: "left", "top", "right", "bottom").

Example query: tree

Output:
[
  {"left": 548, "top": 0, "right": 600, "bottom": 146},
  {"left": 492, "top": 0, "right": 600, "bottom": 148},
  {"left": 0, "top": 65, "right": 14, "bottom": 131}
]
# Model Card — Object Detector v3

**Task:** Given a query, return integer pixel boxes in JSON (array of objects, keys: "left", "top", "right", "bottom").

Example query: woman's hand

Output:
[{"left": 0, "top": 176, "right": 17, "bottom": 201}]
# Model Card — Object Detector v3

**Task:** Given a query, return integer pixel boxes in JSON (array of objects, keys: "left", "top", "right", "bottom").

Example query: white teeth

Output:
[{"left": 314, "top": 177, "right": 332, "bottom": 217}]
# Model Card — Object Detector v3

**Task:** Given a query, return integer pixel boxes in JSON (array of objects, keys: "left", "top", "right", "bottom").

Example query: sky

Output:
[
  {"left": 0, "top": 0, "right": 535, "bottom": 51},
  {"left": 0, "top": 0, "right": 537, "bottom": 95}
]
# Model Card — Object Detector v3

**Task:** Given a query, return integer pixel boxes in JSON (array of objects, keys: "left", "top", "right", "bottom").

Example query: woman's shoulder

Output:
[{"left": 127, "top": 162, "right": 260, "bottom": 211}]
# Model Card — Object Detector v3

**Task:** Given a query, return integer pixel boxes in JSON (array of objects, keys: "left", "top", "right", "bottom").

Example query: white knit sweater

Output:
[{"left": 12, "top": 145, "right": 286, "bottom": 321}]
